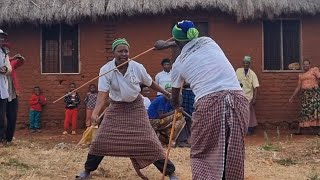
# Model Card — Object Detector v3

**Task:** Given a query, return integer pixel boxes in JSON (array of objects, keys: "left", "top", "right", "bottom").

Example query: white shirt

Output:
[
  {"left": 142, "top": 95, "right": 151, "bottom": 110},
  {"left": 155, "top": 70, "right": 172, "bottom": 95},
  {"left": 98, "top": 59, "right": 153, "bottom": 102},
  {"left": 0, "top": 49, "right": 11, "bottom": 99},
  {"left": 171, "top": 37, "right": 242, "bottom": 102}
]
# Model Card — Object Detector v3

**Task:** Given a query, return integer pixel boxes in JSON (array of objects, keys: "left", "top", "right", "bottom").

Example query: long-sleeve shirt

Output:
[
  {"left": 64, "top": 92, "right": 81, "bottom": 109},
  {"left": 9, "top": 57, "right": 24, "bottom": 92},
  {"left": 29, "top": 94, "right": 47, "bottom": 111},
  {"left": 0, "top": 47, "right": 12, "bottom": 99},
  {"left": 8, "top": 57, "right": 25, "bottom": 102}
]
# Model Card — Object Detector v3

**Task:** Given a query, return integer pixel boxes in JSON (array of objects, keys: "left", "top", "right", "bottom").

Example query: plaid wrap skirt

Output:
[
  {"left": 89, "top": 95, "right": 165, "bottom": 178},
  {"left": 191, "top": 90, "right": 249, "bottom": 180}
]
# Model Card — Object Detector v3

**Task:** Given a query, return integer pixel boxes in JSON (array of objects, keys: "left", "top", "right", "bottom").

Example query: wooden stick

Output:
[
  {"left": 161, "top": 84, "right": 184, "bottom": 180},
  {"left": 30, "top": 0, "right": 41, "bottom": 9},
  {"left": 53, "top": 37, "right": 173, "bottom": 104}
]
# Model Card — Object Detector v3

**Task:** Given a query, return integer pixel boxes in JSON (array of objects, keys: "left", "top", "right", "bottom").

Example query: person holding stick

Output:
[
  {"left": 75, "top": 38, "right": 178, "bottom": 180},
  {"left": 155, "top": 20, "right": 249, "bottom": 180}
]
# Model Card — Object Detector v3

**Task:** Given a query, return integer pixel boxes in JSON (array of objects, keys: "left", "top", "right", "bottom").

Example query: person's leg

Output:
[
  {"left": 6, "top": 98, "right": 18, "bottom": 142},
  {"left": 63, "top": 109, "right": 71, "bottom": 134},
  {"left": 29, "top": 110, "right": 35, "bottom": 130},
  {"left": 75, "top": 154, "right": 104, "bottom": 179},
  {"left": 85, "top": 109, "right": 93, "bottom": 127},
  {"left": 153, "top": 159, "right": 176, "bottom": 176},
  {"left": 34, "top": 111, "right": 41, "bottom": 131},
  {"left": 0, "top": 99, "right": 7, "bottom": 144},
  {"left": 71, "top": 108, "right": 78, "bottom": 134}
]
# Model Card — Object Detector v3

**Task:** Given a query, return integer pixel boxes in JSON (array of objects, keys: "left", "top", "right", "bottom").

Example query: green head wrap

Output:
[
  {"left": 112, "top": 38, "right": 130, "bottom": 51},
  {"left": 172, "top": 20, "right": 199, "bottom": 41},
  {"left": 243, "top": 56, "right": 252, "bottom": 63}
]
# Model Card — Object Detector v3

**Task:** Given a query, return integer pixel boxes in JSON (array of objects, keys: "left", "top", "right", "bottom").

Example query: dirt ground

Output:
[{"left": 0, "top": 128, "right": 319, "bottom": 180}]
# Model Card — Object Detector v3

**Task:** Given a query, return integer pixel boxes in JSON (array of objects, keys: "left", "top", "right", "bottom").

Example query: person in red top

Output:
[
  {"left": 5, "top": 53, "right": 25, "bottom": 143},
  {"left": 29, "top": 86, "right": 47, "bottom": 133}
]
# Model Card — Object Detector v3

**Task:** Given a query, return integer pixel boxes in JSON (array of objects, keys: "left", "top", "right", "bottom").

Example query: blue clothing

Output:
[
  {"left": 29, "top": 110, "right": 41, "bottom": 129},
  {"left": 148, "top": 96, "right": 172, "bottom": 119}
]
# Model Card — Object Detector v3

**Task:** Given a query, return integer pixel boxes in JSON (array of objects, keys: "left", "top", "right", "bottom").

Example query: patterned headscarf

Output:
[
  {"left": 172, "top": 20, "right": 199, "bottom": 41},
  {"left": 112, "top": 38, "right": 130, "bottom": 51}
]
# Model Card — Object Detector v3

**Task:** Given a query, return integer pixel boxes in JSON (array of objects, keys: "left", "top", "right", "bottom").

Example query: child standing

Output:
[
  {"left": 84, "top": 84, "right": 97, "bottom": 127},
  {"left": 29, "top": 86, "right": 47, "bottom": 133},
  {"left": 63, "top": 82, "right": 80, "bottom": 135}
]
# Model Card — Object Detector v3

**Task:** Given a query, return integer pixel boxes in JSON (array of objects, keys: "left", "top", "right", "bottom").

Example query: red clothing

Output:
[
  {"left": 9, "top": 58, "right": 25, "bottom": 93},
  {"left": 64, "top": 108, "right": 78, "bottom": 131},
  {"left": 29, "top": 94, "right": 47, "bottom": 111}
]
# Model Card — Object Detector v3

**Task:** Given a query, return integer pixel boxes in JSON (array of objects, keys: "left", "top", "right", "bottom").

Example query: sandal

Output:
[{"left": 75, "top": 171, "right": 90, "bottom": 180}]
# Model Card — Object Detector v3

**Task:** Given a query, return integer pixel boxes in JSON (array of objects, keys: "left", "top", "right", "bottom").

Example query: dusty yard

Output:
[{"left": 0, "top": 128, "right": 319, "bottom": 180}]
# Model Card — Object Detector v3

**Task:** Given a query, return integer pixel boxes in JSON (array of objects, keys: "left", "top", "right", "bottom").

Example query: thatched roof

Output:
[{"left": 1, "top": 0, "right": 320, "bottom": 24}]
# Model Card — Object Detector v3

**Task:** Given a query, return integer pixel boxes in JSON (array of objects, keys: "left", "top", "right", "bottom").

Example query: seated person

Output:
[
  {"left": 147, "top": 87, "right": 185, "bottom": 146},
  {"left": 140, "top": 84, "right": 151, "bottom": 110}
]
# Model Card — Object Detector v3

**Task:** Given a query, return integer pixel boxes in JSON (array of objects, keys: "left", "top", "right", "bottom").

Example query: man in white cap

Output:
[
  {"left": 236, "top": 55, "right": 259, "bottom": 135},
  {"left": 0, "top": 28, "right": 12, "bottom": 146}
]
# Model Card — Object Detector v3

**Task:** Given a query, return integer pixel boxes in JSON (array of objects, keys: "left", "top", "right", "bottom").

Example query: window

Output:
[
  {"left": 263, "top": 20, "right": 301, "bottom": 71},
  {"left": 42, "top": 24, "right": 79, "bottom": 73}
]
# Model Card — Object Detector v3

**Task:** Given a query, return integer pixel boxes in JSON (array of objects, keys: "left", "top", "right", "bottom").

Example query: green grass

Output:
[
  {"left": 308, "top": 174, "right": 320, "bottom": 180},
  {"left": 275, "top": 158, "right": 296, "bottom": 166},
  {"left": 1, "top": 158, "right": 30, "bottom": 170},
  {"left": 261, "top": 143, "right": 281, "bottom": 151}
]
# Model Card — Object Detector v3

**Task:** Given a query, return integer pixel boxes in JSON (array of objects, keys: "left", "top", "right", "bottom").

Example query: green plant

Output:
[
  {"left": 261, "top": 143, "right": 281, "bottom": 151},
  {"left": 275, "top": 158, "right": 296, "bottom": 166}
]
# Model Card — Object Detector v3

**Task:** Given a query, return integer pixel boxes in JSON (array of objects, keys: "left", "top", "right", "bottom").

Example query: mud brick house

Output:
[{"left": 0, "top": 0, "right": 319, "bottom": 128}]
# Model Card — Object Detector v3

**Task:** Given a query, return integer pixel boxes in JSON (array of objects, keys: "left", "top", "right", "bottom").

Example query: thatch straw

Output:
[{"left": 0, "top": 0, "right": 320, "bottom": 24}]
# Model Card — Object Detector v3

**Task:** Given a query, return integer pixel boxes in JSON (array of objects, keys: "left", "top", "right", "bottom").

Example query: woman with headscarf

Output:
[
  {"left": 236, "top": 56, "right": 259, "bottom": 135},
  {"left": 165, "top": 20, "right": 249, "bottom": 180},
  {"left": 289, "top": 59, "right": 320, "bottom": 135},
  {"left": 75, "top": 38, "right": 178, "bottom": 180}
]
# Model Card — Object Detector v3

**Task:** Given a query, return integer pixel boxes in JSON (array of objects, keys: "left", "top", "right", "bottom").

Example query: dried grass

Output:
[
  {"left": 0, "top": 0, "right": 320, "bottom": 24},
  {"left": 0, "top": 137, "right": 319, "bottom": 180}
]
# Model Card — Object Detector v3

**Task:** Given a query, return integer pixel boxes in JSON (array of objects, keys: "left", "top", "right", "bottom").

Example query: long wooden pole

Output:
[
  {"left": 53, "top": 37, "right": 173, "bottom": 103},
  {"left": 161, "top": 84, "right": 184, "bottom": 180}
]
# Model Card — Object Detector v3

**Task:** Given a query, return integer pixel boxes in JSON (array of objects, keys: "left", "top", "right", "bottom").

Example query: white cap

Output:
[{"left": 0, "top": 29, "right": 8, "bottom": 35}]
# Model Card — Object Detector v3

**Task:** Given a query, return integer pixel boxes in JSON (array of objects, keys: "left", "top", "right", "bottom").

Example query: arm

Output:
[
  {"left": 313, "top": 67, "right": 320, "bottom": 79},
  {"left": 251, "top": 71, "right": 259, "bottom": 105},
  {"left": 158, "top": 110, "right": 175, "bottom": 119},
  {"left": 29, "top": 96, "right": 39, "bottom": 105},
  {"left": 92, "top": 91, "right": 109, "bottom": 123},
  {"left": 0, "top": 55, "right": 12, "bottom": 74},
  {"left": 75, "top": 93, "right": 81, "bottom": 104},
  {"left": 10, "top": 57, "right": 25, "bottom": 69},
  {"left": 155, "top": 74, "right": 160, "bottom": 85},
  {"left": 149, "top": 81, "right": 170, "bottom": 96},
  {"left": 154, "top": 40, "right": 181, "bottom": 62},
  {"left": 154, "top": 40, "right": 177, "bottom": 50},
  {"left": 289, "top": 75, "right": 302, "bottom": 102},
  {"left": 64, "top": 94, "right": 73, "bottom": 104},
  {"left": 84, "top": 95, "right": 88, "bottom": 105},
  {"left": 39, "top": 96, "right": 47, "bottom": 105},
  {"left": 252, "top": 88, "right": 258, "bottom": 105},
  {"left": 171, "top": 87, "right": 181, "bottom": 109}
]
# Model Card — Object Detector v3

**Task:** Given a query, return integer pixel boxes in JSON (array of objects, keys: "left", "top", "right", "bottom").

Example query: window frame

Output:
[
  {"left": 40, "top": 24, "right": 81, "bottom": 75},
  {"left": 262, "top": 18, "right": 303, "bottom": 73}
]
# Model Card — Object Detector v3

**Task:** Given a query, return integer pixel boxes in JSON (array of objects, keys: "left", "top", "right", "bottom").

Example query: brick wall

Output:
[
  {"left": 4, "top": 13, "right": 320, "bottom": 129},
  {"left": 5, "top": 22, "right": 108, "bottom": 129}
]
